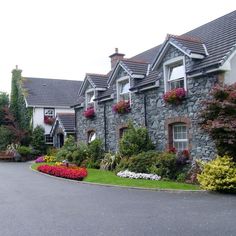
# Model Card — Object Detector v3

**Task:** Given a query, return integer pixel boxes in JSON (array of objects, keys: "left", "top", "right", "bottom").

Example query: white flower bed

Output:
[{"left": 117, "top": 170, "right": 161, "bottom": 180}]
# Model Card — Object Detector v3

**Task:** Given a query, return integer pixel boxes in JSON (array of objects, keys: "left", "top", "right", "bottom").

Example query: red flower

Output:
[
  {"left": 163, "top": 88, "right": 186, "bottom": 104},
  {"left": 44, "top": 116, "right": 55, "bottom": 125},
  {"left": 168, "top": 147, "right": 177, "bottom": 153},
  {"left": 83, "top": 107, "right": 95, "bottom": 118},
  {"left": 37, "top": 165, "right": 88, "bottom": 180},
  {"left": 112, "top": 100, "right": 131, "bottom": 114}
]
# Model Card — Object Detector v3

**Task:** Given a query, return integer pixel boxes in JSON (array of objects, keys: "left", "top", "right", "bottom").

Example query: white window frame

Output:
[
  {"left": 163, "top": 56, "right": 186, "bottom": 92},
  {"left": 85, "top": 89, "right": 95, "bottom": 109},
  {"left": 44, "top": 108, "right": 55, "bottom": 118},
  {"left": 116, "top": 76, "right": 131, "bottom": 103},
  {"left": 88, "top": 131, "right": 96, "bottom": 144},
  {"left": 172, "top": 123, "right": 188, "bottom": 151},
  {"left": 45, "top": 134, "right": 53, "bottom": 144}
]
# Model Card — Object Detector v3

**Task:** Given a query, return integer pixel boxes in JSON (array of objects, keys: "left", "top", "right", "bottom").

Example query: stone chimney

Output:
[{"left": 109, "top": 48, "right": 125, "bottom": 70}]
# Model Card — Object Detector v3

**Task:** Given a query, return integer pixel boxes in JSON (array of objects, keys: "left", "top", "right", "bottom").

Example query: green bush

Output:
[
  {"left": 72, "top": 142, "right": 89, "bottom": 166},
  {"left": 31, "top": 125, "right": 46, "bottom": 154},
  {"left": 115, "top": 157, "right": 131, "bottom": 173},
  {"left": 17, "top": 146, "right": 32, "bottom": 157},
  {"left": 150, "top": 152, "right": 177, "bottom": 179},
  {"left": 119, "top": 123, "right": 154, "bottom": 157},
  {"left": 128, "top": 151, "right": 159, "bottom": 173},
  {"left": 56, "top": 136, "right": 78, "bottom": 162},
  {"left": 197, "top": 155, "right": 236, "bottom": 193},
  {"left": 87, "top": 139, "right": 104, "bottom": 168},
  {"left": 0, "top": 126, "right": 13, "bottom": 150}
]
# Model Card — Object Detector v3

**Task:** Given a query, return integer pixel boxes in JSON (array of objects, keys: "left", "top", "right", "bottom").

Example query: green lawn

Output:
[{"left": 31, "top": 163, "right": 200, "bottom": 190}]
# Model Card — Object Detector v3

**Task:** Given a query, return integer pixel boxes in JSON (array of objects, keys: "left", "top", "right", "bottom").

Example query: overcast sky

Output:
[{"left": 0, "top": 0, "right": 236, "bottom": 93}]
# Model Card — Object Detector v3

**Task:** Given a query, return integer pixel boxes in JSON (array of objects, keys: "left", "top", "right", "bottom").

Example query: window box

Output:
[
  {"left": 44, "top": 116, "right": 55, "bottom": 125},
  {"left": 163, "top": 88, "right": 186, "bottom": 104},
  {"left": 83, "top": 107, "right": 95, "bottom": 119},
  {"left": 112, "top": 100, "right": 131, "bottom": 114}
]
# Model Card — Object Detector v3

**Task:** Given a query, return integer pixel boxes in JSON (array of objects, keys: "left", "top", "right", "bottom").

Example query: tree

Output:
[
  {"left": 31, "top": 125, "right": 46, "bottom": 154},
  {"left": 200, "top": 83, "right": 236, "bottom": 160},
  {"left": 0, "top": 92, "right": 9, "bottom": 125}
]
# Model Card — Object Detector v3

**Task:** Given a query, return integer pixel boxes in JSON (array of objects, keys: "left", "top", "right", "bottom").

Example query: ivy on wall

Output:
[{"left": 10, "top": 68, "right": 32, "bottom": 131}]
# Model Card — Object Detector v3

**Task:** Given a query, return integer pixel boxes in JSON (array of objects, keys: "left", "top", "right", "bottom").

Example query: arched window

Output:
[{"left": 88, "top": 130, "right": 96, "bottom": 143}]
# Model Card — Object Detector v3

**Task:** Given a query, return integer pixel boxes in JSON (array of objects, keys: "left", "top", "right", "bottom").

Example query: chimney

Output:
[{"left": 109, "top": 48, "right": 125, "bottom": 70}]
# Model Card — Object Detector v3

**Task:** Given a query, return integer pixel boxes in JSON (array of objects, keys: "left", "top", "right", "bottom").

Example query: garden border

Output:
[{"left": 29, "top": 164, "right": 205, "bottom": 193}]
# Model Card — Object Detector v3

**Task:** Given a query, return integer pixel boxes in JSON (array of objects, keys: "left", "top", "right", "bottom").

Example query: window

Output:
[
  {"left": 88, "top": 131, "right": 96, "bottom": 143},
  {"left": 119, "top": 127, "right": 128, "bottom": 139},
  {"left": 45, "top": 134, "right": 53, "bottom": 144},
  {"left": 44, "top": 108, "right": 54, "bottom": 118},
  {"left": 117, "top": 77, "right": 130, "bottom": 101},
  {"left": 164, "top": 57, "right": 186, "bottom": 92},
  {"left": 172, "top": 124, "right": 188, "bottom": 151},
  {"left": 86, "top": 91, "right": 95, "bottom": 108}
]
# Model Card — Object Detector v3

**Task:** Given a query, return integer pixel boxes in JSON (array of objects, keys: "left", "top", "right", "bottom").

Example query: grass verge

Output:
[{"left": 31, "top": 163, "right": 200, "bottom": 190}]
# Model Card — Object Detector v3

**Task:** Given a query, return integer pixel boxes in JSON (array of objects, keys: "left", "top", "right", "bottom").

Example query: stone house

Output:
[{"left": 74, "top": 11, "right": 236, "bottom": 160}]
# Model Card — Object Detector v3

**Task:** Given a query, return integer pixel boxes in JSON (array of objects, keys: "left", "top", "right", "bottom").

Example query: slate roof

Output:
[
  {"left": 86, "top": 73, "right": 108, "bottom": 88},
  {"left": 120, "top": 60, "right": 149, "bottom": 76},
  {"left": 23, "top": 77, "right": 83, "bottom": 107},
  {"left": 57, "top": 113, "right": 75, "bottom": 133}
]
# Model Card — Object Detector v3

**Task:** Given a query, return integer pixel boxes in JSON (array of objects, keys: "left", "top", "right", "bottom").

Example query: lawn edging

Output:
[{"left": 30, "top": 163, "right": 203, "bottom": 192}]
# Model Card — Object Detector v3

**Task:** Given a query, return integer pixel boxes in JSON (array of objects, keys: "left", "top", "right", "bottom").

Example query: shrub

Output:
[
  {"left": 100, "top": 153, "right": 120, "bottom": 171},
  {"left": 200, "top": 83, "right": 236, "bottom": 160},
  {"left": 17, "top": 145, "right": 32, "bottom": 157},
  {"left": 72, "top": 142, "right": 89, "bottom": 166},
  {"left": 115, "top": 157, "right": 131, "bottom": 173},
  {"left": 37, "top": 165, "right": 88, "bottom": 180},
  {"left": 150, "top": 152, "right": 177, "bottom": 179},
  {"left": 197, "top": 155, "right": 236, "bottom": 193},
  {"left": 0, "top": 126, "right": 13, "bottom": 150},
  {"left": 119, "top": 123, "right": 154, "bottom": 157},
  {"left": 56, "top": 136, "right": 78, "bottom": 162},
  {"left": 87, "top": 139, "right": 104, "bottom": 168},
  {"left": 128, "top": 151, "right": 159, "bottom": 173},
  {"left": 31, "top": 125, "right": 46, "bottom": 154},
  {"left": 47, "top": 147, "right": 58, "bottom": 156}
]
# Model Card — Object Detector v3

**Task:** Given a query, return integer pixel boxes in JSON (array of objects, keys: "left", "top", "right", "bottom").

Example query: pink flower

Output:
[
  {"left": 112, "top": 100, "right": 131, "bottom": 114},
  {"left": 163, "top": 88, "right": 186, "bottom": 104},
  {"left": 83, "top": 107, "right": 95, "bottom": 118}
]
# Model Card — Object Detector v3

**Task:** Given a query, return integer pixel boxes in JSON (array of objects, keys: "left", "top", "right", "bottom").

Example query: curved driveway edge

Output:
[{"left": 30, "top": 164, "right": 204, "bottom": 193}]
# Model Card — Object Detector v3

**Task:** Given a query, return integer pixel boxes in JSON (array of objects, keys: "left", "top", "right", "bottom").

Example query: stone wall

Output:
[{"left": 76, "top": 45, "right": 218, "bottom": 160}]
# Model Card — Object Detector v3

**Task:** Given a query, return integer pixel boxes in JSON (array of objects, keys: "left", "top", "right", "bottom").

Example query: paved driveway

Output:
[{"left": 0, "top": 162, "right": 235, "bottom": 236}]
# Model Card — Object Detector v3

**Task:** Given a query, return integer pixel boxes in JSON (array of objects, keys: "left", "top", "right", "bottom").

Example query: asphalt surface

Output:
[{"left": 0, "top": 162, "right": 235, "bottom": 236}]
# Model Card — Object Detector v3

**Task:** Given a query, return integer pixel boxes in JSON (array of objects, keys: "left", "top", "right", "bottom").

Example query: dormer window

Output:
[
  {"left": 164, "top": 56, "right": 186, "bottom": 92},
  {"left": 117, "top": 76, "right": 130, "bottom": 102},
  {"left": 86, "top": 90, "right": 95, "bottom": 108}
]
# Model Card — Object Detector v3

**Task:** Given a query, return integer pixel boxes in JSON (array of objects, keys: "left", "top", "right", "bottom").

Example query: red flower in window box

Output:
[
  {"left": 112, "top": 100, "right": 131, "bottom": 114},
  {"left": 83, "top": 107, "right": 95, "bottom": 119},
  {"left": 163, "top": 88, "right": 186, "bottom": 104},
  {"left": 44, "top": 116, "right": 55, "bottom": 125}
]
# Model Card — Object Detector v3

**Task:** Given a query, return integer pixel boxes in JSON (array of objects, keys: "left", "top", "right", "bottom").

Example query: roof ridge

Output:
[
  {"left": 57, "top": 113, "right": 75, "bottom": 115},
  {"left": 86, "top": 73, "right": 108, "bottom": 77},
  {"left": 24, "top": 77, "right": 83, "bottom": 83},
  {"left": 167, "top": 34, "right": 203, "bottom": 43},
  {"left": 121, "top": 58, "right": 149, "bottom": 64}
]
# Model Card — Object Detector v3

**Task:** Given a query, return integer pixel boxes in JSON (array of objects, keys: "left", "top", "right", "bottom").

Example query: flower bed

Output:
[
  {"left": 83, "top": 107, "right": 95, "bottom": 118},
  {"left": 112, "top": 100, "right": 131, "bottom": 114},
  {"left": 35, "top": 156, "right": 45, "bottom": 163},
  {"left": 163, "top": 88, "right": 186, "bottom": 104},
  {"left": 37, "top": 165, "right": 88, "bottom": 180},
  {"left": 117, "top": 170, "right": 161, "bottom": 180}
]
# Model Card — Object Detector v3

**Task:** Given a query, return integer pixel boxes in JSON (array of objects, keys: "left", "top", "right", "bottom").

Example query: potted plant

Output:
[
  {"left": 163, "top": 88, "right": 186, "bottom": 104},
  {"left": 83, "top": 107, "right": 95, "bottom": 119},
  {"left": 112, "top": 100, "right": 131, "bottom": 114}
]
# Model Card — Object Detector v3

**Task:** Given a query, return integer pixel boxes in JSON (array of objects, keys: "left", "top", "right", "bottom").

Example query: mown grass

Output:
[{"left": 31, "top": 162, "right": 200, "bottom": 190}]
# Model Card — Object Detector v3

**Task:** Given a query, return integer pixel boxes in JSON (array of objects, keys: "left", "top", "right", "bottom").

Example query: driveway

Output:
[{"left": 0, "top": 162, "right": 235, "bottom": 236}]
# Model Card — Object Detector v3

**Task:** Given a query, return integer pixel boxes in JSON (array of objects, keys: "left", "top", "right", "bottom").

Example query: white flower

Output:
[{"left": 117, "top": 170, "right": 161, "bottom": 180}]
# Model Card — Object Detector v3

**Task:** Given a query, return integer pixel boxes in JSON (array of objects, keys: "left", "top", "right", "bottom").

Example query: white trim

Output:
[
  {"left": 27, "top": 105, "right": 71, "bottom": 109},
  {"left": 163, "top": 56, "right": 186, "bottom": 92},
  {"left": 189, "top": 53, "right": 205, "bottom": 59},
  {"left": 132, "top": 74, "right": 145, "bottom": 79},
  {"left": 133, "top": 81, "right": 160, "bottom": 93},
  {"left": 116, "top": 76, "right": 131, "bottom": 103},
  {"left": 169, "top": 42, "right": 191, "bottom": 57},
  {"left": 202, "top": 44, "right": 209, "bottom": 56},
  {"left": 85, "top": 89, "right": 95, "bottom": 109}
]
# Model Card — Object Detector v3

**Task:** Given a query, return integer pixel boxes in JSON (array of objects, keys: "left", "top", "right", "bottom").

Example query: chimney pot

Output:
[{"left": 109, "top": 48, "right": 125, "bottom": 70}]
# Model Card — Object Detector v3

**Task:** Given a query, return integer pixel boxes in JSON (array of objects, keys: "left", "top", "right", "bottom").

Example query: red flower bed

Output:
[
  {"left": 37, "top": 165, "right": 88, "bottom": 180},
  {"left": 83, "top": 107, "right": 95, "bottom": 118},
  {"left": 163, "top": 88, "right": 186, "bottom": 104},
  {"left": 112, "top": 100, "right": 131, "bottom": 114}
]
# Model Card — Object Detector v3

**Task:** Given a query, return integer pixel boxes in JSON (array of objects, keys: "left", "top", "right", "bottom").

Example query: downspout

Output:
[
  {"left": 144, "top": 93, "right": 147, "bottom": 127},
  {"left": 74, "top": 108, "right": 77, "bottom": 142},
  {"left": 103, "top": 103, "right": 107, "bottom": 151}
]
